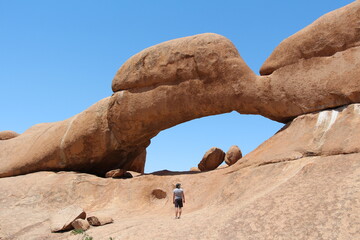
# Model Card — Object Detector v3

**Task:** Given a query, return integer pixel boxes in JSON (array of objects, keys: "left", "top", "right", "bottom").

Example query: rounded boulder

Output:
[
  {"left": 198, "top": 147, "right": 225, "bottom": 171},
  {"left": 225, "top": 145, "right": 242, "bottom": 166}
]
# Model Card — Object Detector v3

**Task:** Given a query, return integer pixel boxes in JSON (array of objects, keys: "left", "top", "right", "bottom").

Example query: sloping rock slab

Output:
[{"left": 50, "top": 205, "right": 86, "bottom": 232}]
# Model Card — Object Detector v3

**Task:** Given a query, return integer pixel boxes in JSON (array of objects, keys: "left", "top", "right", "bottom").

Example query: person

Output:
[{"left": 173, "top": 183, "right": 185, "bottom": 219}]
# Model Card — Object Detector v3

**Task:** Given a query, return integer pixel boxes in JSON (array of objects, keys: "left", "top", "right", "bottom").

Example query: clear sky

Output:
[{"left": 0, "top": 0, "right": 354, "bottom": 173}]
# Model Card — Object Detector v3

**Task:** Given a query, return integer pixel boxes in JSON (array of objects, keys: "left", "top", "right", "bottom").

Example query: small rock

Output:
[
  {"left": 87, "top": 216, "right": 113, "bottom": 226},
  {"left": 198, "top": 147, "right": 225, "bottom": 171},
  {"left": 105, "top": 169, "right": 126, "bottom": 178},
  {"left": 50, "top": 206, "right": 86, "bottom": 232},
  {"left": 71, "top": 219, "right": 90, "bottom": 231},
  {"left": 190, "top": 167, "right": 200, "bottom": 172},
  {"left": 225, "top": 145, "right": 242, "bottom": 166}
]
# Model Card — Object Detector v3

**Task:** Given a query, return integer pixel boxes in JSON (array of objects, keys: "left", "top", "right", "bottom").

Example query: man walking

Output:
[{"left": 173, "top": 183, "right": 185, "bottom": 219}]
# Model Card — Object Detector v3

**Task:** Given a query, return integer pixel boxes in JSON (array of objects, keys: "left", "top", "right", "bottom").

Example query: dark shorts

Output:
[{"left": 174, "top": 198, "right": 183, "bottom": 208}]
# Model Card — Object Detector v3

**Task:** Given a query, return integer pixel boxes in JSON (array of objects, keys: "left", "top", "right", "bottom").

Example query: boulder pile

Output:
[
  {"left": 197, "top": 145, "right": 243, "bottom": 171},
  {"left": 50, "top": 205, "right": 113, "bottom": 233},
  {"left": 198, "top": 147, "right": 225, "bottom": 171}
]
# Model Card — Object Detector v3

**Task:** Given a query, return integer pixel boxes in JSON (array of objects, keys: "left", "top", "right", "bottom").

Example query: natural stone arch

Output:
[{"left": 0, "top": 1, "right": 360, "bottom": 177}]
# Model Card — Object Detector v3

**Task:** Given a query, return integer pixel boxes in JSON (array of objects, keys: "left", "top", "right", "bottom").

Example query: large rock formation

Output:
[
  {"left": 0, "top": 1, "right": 359, "bottom": 179},
  {"left": 0, "top": 105, "right": 359, "bottom": 239},
  {"left": 240, "top": 103, "right": 360, "bottom": 168}
]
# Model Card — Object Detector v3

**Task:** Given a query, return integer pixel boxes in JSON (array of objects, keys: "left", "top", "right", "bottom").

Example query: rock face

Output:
[
  {"left": 260, "top": 1, "right": 360, "bottom": 75},
  {"left": 108, "top": 33, "right": 258, "bottom": 148},
  {"left": 1, "top": 2, "right": 360, "bottom": 178},
  {"left": 198, "top": 147, "right": 225, "bottom": 171},
  {"left": 239, "top": 103, "right": 360, "bottom": 169},
  {"left": 122, "top": 149, "right": 146, "bottom": 174},
  {"left": 224, "top": 145, "right": 242, "bottom": 166},
  {"left": 50, "top": 205, "right": 86, "bottom": 232},
  {"left": 1, "top": 2, "right": 360, "bottom": 239},
  {"left": 0, "top": 130, "right": 19, "bottom": 140},
  {"left": 1, "top": 102, "right": 359, "bottom": 239}
]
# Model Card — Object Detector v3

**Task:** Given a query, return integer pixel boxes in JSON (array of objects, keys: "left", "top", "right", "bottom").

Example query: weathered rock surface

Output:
[
  {"left": 225, "top": 145, "right": 242, "bottom": 166},
  {"left": 50, "top": 205, "right": 86, "bottom": 232},
  {"left": 240, "top": 103, "right": 360, "bottom": 168},
  {"left": 1, "top": 2, "right": 360, "bottom": 178},
  {"left": 87, "top": 216, "right": 113, "bottom": 226},
  {"left": 198, "top": 147, "right": 225, "bottom": 171},
  {"left": 1, "top": 102, "right": 360, "bottom": 239},
  {"left": 71, "top": 219, "right": 90, "bottom": 231},
  {"left": 260, "top": 0, "right": 360, "bottom": 75},
  {"left": 122, "top": 149, "right": 146, "bottom": 174},
  {"left": 1, "top": 109, "right": 359, "bottom": 239},
  {"left": 108, "top": 33, "right": 258, "bottom": 148},
  {"left": 257, "top": 45, "right": 360, "bottom": 121},
  {"left": 0, "top": 130, "right": 19, "bottom": 140},
  {"left": 0, "top": 98, "right": 129, "bottom": 178}
]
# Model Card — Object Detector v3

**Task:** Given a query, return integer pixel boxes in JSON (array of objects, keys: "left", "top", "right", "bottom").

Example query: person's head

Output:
[{"left": 176, "top": 183, "right": 181, "bottom": 189}]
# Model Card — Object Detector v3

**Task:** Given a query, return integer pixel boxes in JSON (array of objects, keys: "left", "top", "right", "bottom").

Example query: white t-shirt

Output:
[{"left": 173, "top": 188, "right": 183, "bottom": 200}]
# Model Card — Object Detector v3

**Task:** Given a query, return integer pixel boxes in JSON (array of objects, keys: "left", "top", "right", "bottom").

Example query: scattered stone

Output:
[
  {"left": 225, "top": 145, "right": 242, "bottom": 166},
  {"left": 50, "top": 205, "right": 86, "bottom": 232},
  {"left": 71, "top": 219, "right": 90, "bottom": 231},
  {"left": 87, "top": 216, "right": 113, "bottom": 226},
  {"left": 198, "top": 147, "right": 225, "bottom": 171},
  {"left": 0, "top": 130, "right": 19, "bottom": 140}
]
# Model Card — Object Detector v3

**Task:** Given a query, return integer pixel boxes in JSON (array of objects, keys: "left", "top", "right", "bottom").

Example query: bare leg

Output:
[
  {"left": 178, "top": 208, "right": 182, "bottom": 219},
  {"left": 175, "top": 207, "right": 179, "bottom": 219}
]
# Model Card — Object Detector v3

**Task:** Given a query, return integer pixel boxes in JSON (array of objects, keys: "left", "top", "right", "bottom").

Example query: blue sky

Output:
[{"left": 0, "top": 0, "right": 353, "bottom": 173}]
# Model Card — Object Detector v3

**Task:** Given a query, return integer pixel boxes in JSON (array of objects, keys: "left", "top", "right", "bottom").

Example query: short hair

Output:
[{"left": 176, "top": 183, "right": 181, "bottom": 188}]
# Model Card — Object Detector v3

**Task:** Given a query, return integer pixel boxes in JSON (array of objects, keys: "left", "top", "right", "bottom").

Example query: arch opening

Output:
[{"left": 145, "top": 112, "right": 284, "bottom": 173}]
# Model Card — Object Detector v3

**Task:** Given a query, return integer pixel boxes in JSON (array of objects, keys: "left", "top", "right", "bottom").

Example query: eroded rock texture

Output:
[
  {"left": 241, "top": 103, "right": 360, "bottom": 168},
  {"left": 0, "top": 1, "right": 360, "bottom": 177}
]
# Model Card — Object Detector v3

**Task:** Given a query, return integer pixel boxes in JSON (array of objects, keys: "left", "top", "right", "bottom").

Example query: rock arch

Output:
[{"left": 0, "top": 1, "right": 359, "bottom": 177}]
